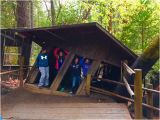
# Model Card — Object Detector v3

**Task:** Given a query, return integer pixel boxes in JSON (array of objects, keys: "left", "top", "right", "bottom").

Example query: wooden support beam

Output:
[
  {"left": 76, "top": 60, "right": 101, "bottom": 96},
  {"left": 146, "top": 83, "right": 153, "bottom": 119},
  {"left": 123, "top": 76, "right": 134, "bottom": 98},
  {"left": 1, "top": 33, "right": 17, "bottom": 41},
  {"left": 24, "top": 83, "right": 70, "bottom": 96},
  {"left": 86, "top": 74, "right": 92, "bottom": 95},
  {"left": 88, "top": 60, "right": 101, "bottom": 75},
  {"left": 76, "top": 78, "right": 86, "bottom": 95},
  {"left": 134, "top": 69, "right": 143, "bottom": 119},
  {"left": 50, "top": 51, "right": 75, "bottom": 91},
  {"left": 85, "top": 60, "right": 101, "bottom": 95},
  {"left": 26, "top": 66, "right": 39, "bottom": 83},
  {"left": 123, "top": 62, "right": 135, "bottom": 76},
  {"left": 44, "top": 30, "right": 67, "bottom": 42},
  {"left": 19, "top": 56, "right": 24, "bottom": 87}
]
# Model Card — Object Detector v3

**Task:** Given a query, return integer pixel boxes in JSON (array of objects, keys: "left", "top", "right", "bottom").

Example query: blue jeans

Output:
[
  {"left": 71, "top": 75, "right": 81, "bottom": 93},
  {"left": 38, "top": 67, "right": 49, "bottom": 87}
]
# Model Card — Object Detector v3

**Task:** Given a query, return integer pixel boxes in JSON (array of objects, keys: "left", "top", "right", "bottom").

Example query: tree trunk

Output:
[
  {"left": 141, "top": 23, "right": 144, "bottom": 53},
  {"left": 114, "top": 36, "right": 159, "bottom": 99},
  {"left": 131, "top": 36, "right": 159, "bottom": 78},
  {"left": 108, "top": 13, "right": 112, "bottom": 34},
  {"left": 50, "top": 0, "right": 56, "bottom": 25},
  {"left": 30, "top": 1, "right": 34, "bottom": 28},
  {"left": 17, "top": 1, "right": 31, "bottom": 28}
]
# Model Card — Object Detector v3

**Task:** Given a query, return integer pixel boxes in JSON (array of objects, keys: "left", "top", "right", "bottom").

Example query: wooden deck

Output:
[{"left": 1, "top": 88, "right": 131, "bottom": 120}]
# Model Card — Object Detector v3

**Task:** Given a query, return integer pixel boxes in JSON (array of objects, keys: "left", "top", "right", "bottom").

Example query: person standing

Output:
[
  {"left": 70, "top": 57, "right": 82, "bottom": 94},
  {"left": 53, "top": 48, "right": 68, "bottom": 71},
  {"left": 36, "top": 47, "right": 49, "bottom": 88},
  {"left": 81, "top": 58, "right": 91, "bottom": 78},
  {"left": 53, "top": 48, "right": 68, "bottom": 91}
]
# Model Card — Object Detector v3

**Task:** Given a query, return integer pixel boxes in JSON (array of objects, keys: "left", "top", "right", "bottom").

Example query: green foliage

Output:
[
  {"left": 1, "top": 0, "right": 159, "bottom": 78},
  {"left": 145, "top": 60, "right": 159, "bottom": 86},
  {"left": 30, "top": 42, "right": 41, "bottom": 66},
  {"left": 3, "top": 46, "right": 20, "bottom": 65},
  {"left": 120, "top": 0, "right": 160, "bottom": 54},
  {"left": 0, "top": 0, "right": 17, "bottom": 28}
]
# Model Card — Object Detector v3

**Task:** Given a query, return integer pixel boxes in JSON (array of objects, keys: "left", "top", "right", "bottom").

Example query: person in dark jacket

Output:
[
  {"left": 36, "top": 47, "right": 49, "bottom": 88},
  {"left": 70, "top": 57, "right": 82, "bottom": 94}
]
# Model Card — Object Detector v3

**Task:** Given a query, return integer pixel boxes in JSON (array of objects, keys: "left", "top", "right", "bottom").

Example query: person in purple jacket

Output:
[{"left": 81, "top": 58, "right": 91, "bottom": 77}]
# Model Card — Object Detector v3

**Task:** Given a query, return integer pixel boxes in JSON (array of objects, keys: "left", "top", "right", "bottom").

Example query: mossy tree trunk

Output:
[
  {"left": 131, "top": 36, "right": 159, "bottom": 79},
  {"left": 114, "top": 36, "right": 159, "bottom": 99}
]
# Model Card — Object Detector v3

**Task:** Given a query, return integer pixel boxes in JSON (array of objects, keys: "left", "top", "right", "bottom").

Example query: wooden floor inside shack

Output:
[{"left": 1, "top": 88, "right": 131, "bottom": 120}]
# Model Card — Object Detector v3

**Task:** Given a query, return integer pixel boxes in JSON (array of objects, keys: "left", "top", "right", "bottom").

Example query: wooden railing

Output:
[
  {"left": 121, "top": 61, "right": 142, "bottom": 119},
  {"left": 86, "top": 61, "right": 160, "bottom": 119},
  {"left": 1, "top": 56, "right": 32, "bottom": 87}
]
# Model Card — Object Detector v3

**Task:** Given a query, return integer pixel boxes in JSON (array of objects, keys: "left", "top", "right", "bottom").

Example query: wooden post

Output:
[
  {"left": 19, "top": 56, "right": 24, "bottom": 87},
  {"left": 134, "top": 69, "right": 143, "bottom": 119},
  {"left": 146, "top": 83, "right": 153, "bottom": 119},
  {"left": 86, "top": 74, "right": 92, "bottom": 96},
  {"left": 121, "top": 61, "right": 123, "bottom": 81},
  {"left": 85, "top": 60, "right": 101, "bottom": 95}
]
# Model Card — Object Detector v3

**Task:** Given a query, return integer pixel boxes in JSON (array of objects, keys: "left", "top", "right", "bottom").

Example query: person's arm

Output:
[
  {"left": 53, "top": 48, "right": 59, "bottom": 59},
  {"left": 35, "top": 54, "right": 39, "bottom": 68},
  {"left": 80, "top": 65, "right": 84, "bottom": 78}
]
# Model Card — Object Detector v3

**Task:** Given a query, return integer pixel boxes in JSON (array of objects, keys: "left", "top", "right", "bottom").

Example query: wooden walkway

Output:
[{"left": 1, "top": 88, "right": 131, "bottom": 120}]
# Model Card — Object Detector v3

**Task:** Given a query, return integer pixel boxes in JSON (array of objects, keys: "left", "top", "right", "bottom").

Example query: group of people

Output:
[{"left": 36, "top": 47, "right": 91, "bottom": 94}]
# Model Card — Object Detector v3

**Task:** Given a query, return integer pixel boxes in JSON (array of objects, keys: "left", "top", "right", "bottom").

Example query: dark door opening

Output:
[{"left": 91, "top": 62, "right": 121, "bottom": 92}]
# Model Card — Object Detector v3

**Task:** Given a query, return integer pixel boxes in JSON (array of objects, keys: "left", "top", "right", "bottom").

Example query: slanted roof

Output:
[{"left": 1, "top": 22, "right": 137, "bottom": 65}]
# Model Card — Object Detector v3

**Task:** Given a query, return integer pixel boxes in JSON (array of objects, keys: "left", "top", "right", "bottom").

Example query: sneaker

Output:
[
  {"left": 60, "top": 88, "right": 65, "bottom": 92},
  {"left": 38, "top": 86, "right": 43, "bottom": 89},
  {"left": 44, "top": 85, "right": 49, "bottom": 88}
]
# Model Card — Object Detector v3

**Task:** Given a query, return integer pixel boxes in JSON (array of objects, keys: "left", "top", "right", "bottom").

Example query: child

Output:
[
  {"left": 53, "top": 48, "right": 68, "bottom": 71},
  {"left": 53, "top": 48, "right": 68, "bottom": 91},
  {"left": 36, "top": 47, "right": 49, "bottom": 88},
  {"left": 70, "top": 57, "right": 82, "bottom": 94},
  {"left": 81, "top": 58, "right": 91, "bottom": 77}
]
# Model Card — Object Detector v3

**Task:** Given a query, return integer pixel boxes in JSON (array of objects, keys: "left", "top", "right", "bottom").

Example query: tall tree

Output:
[
  {"left": 30, "top": 1, "right": 34, "bottom": 28},
  {"left": 50, "top": 0, "right": 56, "bottom": 25},
  {"left": 17, "top": 1, "right": 31, "bottom": 28}
]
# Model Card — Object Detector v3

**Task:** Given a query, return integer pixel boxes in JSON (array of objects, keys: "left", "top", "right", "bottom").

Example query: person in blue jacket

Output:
[
  {"left": 36, "top": 47, "right": 49, "bottom": 88},
  {"left": 70, "top": 57, "right": 82, "bottom": 94},
  {"left": 81, "top": 58, "right": 91, "bottom": 77}
]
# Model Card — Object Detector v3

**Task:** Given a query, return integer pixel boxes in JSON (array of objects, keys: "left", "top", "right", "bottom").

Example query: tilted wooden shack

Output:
[{"left": 1, "top": 22, "right": 137, "bottom": 96}]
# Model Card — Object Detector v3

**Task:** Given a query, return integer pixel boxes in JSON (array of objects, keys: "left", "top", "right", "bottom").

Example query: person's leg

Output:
[
  {"left": 71, "top": 76, "right": 76, "bottom": 93},
  {"left": 38, "top": 67, "right": 45, "bottom": 87},
  {"left": 44, "top": 66, "right": 49, "bottom": 87},
  {"left": 74, "top": 76, "right": 81, "bottom": 94}
]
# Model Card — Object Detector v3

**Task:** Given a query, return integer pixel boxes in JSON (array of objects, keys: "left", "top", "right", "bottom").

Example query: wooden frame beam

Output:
[
  {"left": 76, "top": 60, "right": 101, "bottom": 95},
  {"left": 44, "top": 30, "right": 67, "bottom": 42},
  {"left": 50, "top": 51, "right": 75, "bottom": 91}
]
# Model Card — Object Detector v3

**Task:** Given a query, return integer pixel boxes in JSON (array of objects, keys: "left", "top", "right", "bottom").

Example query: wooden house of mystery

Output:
[{"left": 1, "top": 22, "right": 137, "bottom": 96}]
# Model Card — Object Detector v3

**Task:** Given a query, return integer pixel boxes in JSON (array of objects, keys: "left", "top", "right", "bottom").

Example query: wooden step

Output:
[{"left": 2, "top": 103, "right": 131, "bottom": 120}]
